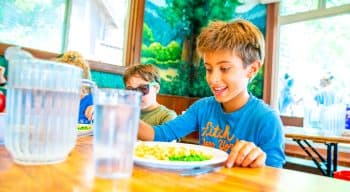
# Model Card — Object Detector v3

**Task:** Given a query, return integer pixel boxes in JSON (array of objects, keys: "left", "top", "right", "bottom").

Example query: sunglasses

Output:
[{"left": 126, "top": 82, "right": 157, "bottom": 96}]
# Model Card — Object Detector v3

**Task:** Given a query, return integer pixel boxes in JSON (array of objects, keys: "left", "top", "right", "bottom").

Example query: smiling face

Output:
[
  {"left": 125, "top": 75, "right": 159, "bottom": 111},
  {"left": 204, "top": 50, "right": 256, "bottom": 112}
]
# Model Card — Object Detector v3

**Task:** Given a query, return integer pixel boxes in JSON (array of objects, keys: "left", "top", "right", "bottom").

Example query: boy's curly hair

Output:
[
  {"left": 196, "top": 19, "right": 265, "bottom": 68},
  {"left": 123, "top": 64, "right": 160, "bottom": 84}
]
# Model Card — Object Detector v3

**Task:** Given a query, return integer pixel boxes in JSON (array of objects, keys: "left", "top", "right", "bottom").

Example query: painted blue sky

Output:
[{"left": 148, "top": 0, "right": 166, "bottom": 7}]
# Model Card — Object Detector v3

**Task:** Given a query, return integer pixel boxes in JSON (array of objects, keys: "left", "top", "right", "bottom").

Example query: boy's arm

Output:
[{"left": 138, "top": 120, "right": 155, "bottom": 141}]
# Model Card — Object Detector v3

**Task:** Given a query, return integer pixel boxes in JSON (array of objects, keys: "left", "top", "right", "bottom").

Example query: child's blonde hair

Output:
[
  {"left": 123, "top": 64, "right": 160, "bottom": 84},
  {"left": 56, "top": 51, "right": 91, "bottom": 80},
  {"left": 196, "top": 19, "right": 265, "bottom": 67},
  {"left": 56, "top": 51, "right": 91, "bottom": 95}
]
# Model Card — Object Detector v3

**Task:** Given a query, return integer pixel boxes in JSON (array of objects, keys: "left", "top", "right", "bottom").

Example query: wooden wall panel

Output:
[
  {"left": 263, "top": 3, "right": 279, "bottom": 105},
  {"left": 157, "top": 94, "right": 198, "bottom": 115},
  {"left": 0, "top": 43, "right": 125, "bottom": 75}
]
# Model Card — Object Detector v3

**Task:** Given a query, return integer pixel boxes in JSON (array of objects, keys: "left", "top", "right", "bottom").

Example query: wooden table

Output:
[
  {"left": 285, "top": 126, "right": 350, "bottom": 177},
  {"left": 1, "top": 136, "right": 349, "bottom": 191}
]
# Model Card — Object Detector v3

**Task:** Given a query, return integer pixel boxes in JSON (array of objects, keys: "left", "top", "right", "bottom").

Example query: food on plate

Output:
[
  {"left": 77, "top": 124, "right": 92, "bottom": 131},
  {"left": 135, "top": 142, "right": 213, "bottom": 162}
]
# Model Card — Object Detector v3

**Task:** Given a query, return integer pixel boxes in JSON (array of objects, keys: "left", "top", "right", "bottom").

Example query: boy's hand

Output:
[
  {"left": 85, "top": 105, "right": 94, "bottom": 121},
  {"left": 225, "top": 140, "right": 266, "bottom": 168}
]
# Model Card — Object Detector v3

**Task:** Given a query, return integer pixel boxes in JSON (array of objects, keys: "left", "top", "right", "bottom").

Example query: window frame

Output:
[
  {"left": 0, "top": 0, "right": 146, "bottom": 75},
  {"left": 265, "top": 1, "right": 350, "bottom": 165},
  {"left": 266, "top": 1, "right": 350, "bottom": 126}
]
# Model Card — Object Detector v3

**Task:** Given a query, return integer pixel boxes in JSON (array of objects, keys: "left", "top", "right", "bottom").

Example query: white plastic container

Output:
[
  {"left": 304, "top": 88, "right": 346, "bottom": 136},
  {"left": 4, "top": 51, "right": 82, "bottom": 165}
]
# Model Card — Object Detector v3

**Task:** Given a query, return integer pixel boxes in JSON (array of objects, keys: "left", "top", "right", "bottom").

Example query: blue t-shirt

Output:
[
  {"left": 154, "top": 95, "right": 286, "bottom": 168},
  {"left": 78, "top": 94, "right": 93, "bottom": 124}
]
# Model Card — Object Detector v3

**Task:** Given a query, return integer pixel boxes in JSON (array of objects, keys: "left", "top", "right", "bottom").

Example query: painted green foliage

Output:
[
  {"left": 142, "top": 22, "right": 189, "bottom": 95},
  {"left": 142, "top": 39, "right": 181, "bottom": 69},
  {"left": 163, "top": 0, "right": 242, "bottom": 35},
  {"left": 142, "top": 0, "right": 264, "bottom": 98}
]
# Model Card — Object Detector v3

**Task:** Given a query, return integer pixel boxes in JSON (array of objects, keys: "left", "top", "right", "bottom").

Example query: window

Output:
[
  {"left": 0, "top": 0, "right": 131, "bottom": 66},
  {"left": 0, "top": 0, "right": 66, "bottom": 53},
  {"left": 68, "top": 0, "right": 130, "bottom": 65},
  {"left": 275, "top": 1, "right": 350, "bottom": 121}
]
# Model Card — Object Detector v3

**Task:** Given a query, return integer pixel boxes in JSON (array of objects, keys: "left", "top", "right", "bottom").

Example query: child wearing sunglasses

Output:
[
  {"left": 123, "top": 64, "right": 177, "bottom": 126},
  {"left": 137, "top": 19, "right": 285, "bottom": 168}
]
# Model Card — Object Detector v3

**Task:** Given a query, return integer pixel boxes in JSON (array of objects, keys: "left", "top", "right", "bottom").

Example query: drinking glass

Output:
[{"left": 93, "top": 89, "right": 141, "bottom": 179}]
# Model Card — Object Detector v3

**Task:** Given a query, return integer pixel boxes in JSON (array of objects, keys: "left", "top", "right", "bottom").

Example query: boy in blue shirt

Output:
[{"left": 138, "top": 19, "right": 285, "bottom": 168}]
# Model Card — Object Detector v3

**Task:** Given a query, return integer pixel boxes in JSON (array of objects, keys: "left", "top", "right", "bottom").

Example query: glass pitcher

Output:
[
  {"left": 304, "top": 86, "right": 346, "bottom": 136},
  {"left": 4, "top": 48, "right": 85, "bottom": 164}
]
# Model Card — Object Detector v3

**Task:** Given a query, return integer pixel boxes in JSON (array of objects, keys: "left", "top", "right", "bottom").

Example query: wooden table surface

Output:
[
  {"left": 285, "top": 126, "right": 350, "bottom": 144},
  {"left": 1, "top": 136, "right": 349, "bottom": 192}
]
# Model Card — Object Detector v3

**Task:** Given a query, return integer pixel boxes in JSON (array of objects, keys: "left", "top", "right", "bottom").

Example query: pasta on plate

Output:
[{"left": 135, "top": 142, "right": 212, "bottom": 162}]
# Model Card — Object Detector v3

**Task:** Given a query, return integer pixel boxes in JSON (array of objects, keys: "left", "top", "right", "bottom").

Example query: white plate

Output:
[{"left": 133, "top": 141, "right": 228, "bottom": 170}]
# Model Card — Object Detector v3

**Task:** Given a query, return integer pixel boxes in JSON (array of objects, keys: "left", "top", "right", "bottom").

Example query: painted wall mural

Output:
[{"left": 142, "top": 0, "right": 266, "bottom": 98}]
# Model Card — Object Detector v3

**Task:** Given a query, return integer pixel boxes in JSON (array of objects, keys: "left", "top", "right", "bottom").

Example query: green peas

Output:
[{"left": 168, "top": 154, "right": 211, "bottom": 162}]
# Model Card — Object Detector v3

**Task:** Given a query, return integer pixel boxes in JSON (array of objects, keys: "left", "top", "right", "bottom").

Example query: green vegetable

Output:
[
  {"left": 168, "top": 154, "right": 211, "bottom": 162},
  {"left": 77, "top": 124, "right": 92, "bottom": 131}
]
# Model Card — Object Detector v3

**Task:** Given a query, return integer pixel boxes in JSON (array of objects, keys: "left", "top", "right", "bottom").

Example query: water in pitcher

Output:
[
  {"left": 5, "top": 87, "right": 80, "bottom": 164},
  {"left": 4, "top": 46, "right": 84, "bottom": 165},
  {"left": 93, "top": 103, "right": 140, "bottom": 178}
]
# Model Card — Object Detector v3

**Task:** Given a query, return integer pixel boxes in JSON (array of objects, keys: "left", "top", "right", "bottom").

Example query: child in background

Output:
[
  {"left": 137, "top": 19, "right": 285, "bottom": 168},
  {"left": 123, "top": 64, "right": 177, "bottom": 126},
  {"left": 278, "top": 73, "right": 295, "bottom": 114},
  {"left": 314, "top": 73, "right": 336, "bottom": 106},
  {"left": 56, "top": 51, "right": 94, "bottom": 124}
]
